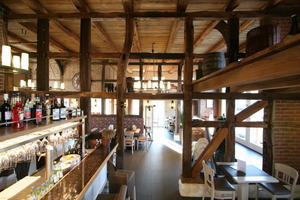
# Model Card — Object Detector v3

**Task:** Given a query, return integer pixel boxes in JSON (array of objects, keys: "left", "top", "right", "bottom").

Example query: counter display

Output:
[
  {"left": 0, "top": 116, "right": 87, "bottom": 198},
  {"left": 40, "top": 144, "right": 118, "bottom": 200}
]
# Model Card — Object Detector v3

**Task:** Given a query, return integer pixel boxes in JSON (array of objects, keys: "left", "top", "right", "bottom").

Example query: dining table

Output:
[{"left": 218, "top": 162, "right": 279, "bottom": 200}]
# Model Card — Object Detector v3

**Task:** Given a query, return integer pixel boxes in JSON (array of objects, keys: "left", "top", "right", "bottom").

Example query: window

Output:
[
  {"left": 91, "top": 98, "right": 102, "bottom": 115},
  {"left": 104, "top": 99, "right": 116, "bottom": 115}
]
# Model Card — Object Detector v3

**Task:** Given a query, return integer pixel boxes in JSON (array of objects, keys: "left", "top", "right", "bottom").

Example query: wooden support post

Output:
[
  {"left": 139, "top": 61, "right": 144, "bottom": 117},
  {"left": 182, "top": 16, "right": 194, "bottom": 178},
  {"left": 80, "top": 18, "right": 91, "bottom": 133},
  {"left": 158, "top": 64, "right": 162, "bottom": 89},
  {"left": 228, "top": 17, "right": 240, "bottom": 63},
  {"left": 263, "top": 100, "right": 273, "bottom": 174},
  {"left": 224, "top": 17, "right": 239, "bottom": 161},
  {"left": 225, "top": 98, "right": 235, "bottom": 162},
  {"left": 101, "top": 64, "right": 106, "bottom": 92},
  {"left": 177, "top": 62, "right": 183, "bottom": 92},
  {"left": 116, "top": 16, "right": 134, "bottom": 169},
  {"left": 37, "top": 19, "right": 49, "bottom": 91},
  {"left": 139, "top": 60, "right": 143, "bottom": 89}
]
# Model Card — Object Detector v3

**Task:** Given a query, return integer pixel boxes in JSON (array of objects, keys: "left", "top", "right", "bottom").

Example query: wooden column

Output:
[
  {"left": 227, "top": 17, "right": 240, "bottom": 63},
  {"left": 225, "top": 98, "right": 235, "bottom": 161},
  {"left": 80, "top": 18, "right": 91, "bottom": 133},
  {"left": 101, "top": 64, "right": 106, "bottom": 92},
  {"left": 225, "top": 17, "right": 239, "bottom": 161},
  {"left": 177, "top": 62, "right": 183, "bottom": 92},
  {"left": 139, "top": 60, "right": 144, "bottom": 117},
  {"left": 37, "top": 19, "right": 49, "bottom": 91},
  {"left": 158, "top": 64, "right": 162, "bottom": 89},
  {"left": 116, "top": 16, "right": 134, "bottom": 169},
  {"left": 263, "top": 100, "right": 273, "bottom": 174},
  {"left": 182, "top": 16, "right": 194, "bottom": 178}
]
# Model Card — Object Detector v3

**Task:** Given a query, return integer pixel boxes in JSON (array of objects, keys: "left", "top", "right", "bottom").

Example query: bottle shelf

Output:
[
  {"left": 0, "top": 116, "right": 86, "bottom": 153},
  {"left": 0, "top": 65, "right": 30, "bottom": 74}
]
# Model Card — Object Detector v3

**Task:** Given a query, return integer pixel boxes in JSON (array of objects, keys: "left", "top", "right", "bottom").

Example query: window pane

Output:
[
  {"left": 105, "top": 99, "right": 116, "bottom": 115},
  {"left": 91, "top": 98, "right": 102, "bottom": 115}
]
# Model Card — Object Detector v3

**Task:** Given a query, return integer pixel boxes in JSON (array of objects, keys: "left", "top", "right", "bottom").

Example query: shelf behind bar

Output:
[
  {"left": 0, "top": 65, "right": 30, "bottom": 74},
  {"left": 0, "top": 116, "right": 86, "bottom": 153}
]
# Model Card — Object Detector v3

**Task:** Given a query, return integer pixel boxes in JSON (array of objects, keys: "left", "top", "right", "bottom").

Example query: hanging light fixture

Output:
[
  {"left": 2, "top": 45, "right": 11, "bottom": 66},
  {"left": 21, "top": 52, "right": 29, "bottom": 70}
]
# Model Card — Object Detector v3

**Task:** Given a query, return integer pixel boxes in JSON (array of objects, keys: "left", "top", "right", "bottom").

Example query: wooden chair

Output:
[
  {"left": 136, "top": 130, "right": 148, "bottom": 150},
  {"left": 202, "top": 160, "right": 235, "bottom": 200},
  {"left": 96, "top": 185, "right": 127, "bottom": 200},
  {"left": 256, "top": 163, "right": 299, "bottom": 200},
  {"left": 192, "top": 138, "right": 208, "bottom": 162},
  {"left": 124, "top": 131, "right": 135, "bottom": 154}
]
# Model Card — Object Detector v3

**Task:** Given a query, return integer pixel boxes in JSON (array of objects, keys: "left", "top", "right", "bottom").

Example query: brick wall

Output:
[
  {"left": 91, "top": 115, "right": 144, "bottom": 133},
  {"left": 272, "top": 100, "right": 300, "bottom": 176}
]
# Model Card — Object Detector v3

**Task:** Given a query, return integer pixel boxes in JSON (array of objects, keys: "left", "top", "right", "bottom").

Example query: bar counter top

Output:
[
  {"left": 41, "top": 143, "right": 118, "bottom": 200},
  {"left": 10, "top": 143, "right": 117, "bottom": 200}
]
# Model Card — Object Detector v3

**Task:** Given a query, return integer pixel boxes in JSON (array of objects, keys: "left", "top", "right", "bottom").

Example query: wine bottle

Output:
[
  {"left": 1, "top": 93, "right": 12, "bottom": 126},
  {"left": 32, "top": 94, "right": 42, "bottom": 125},
  {"left": 24, "top": 94, "right": 31, "bottom": 123},
  {"left": 52, "top": 98, "right": 60, "bottom": 121},
  {"left": 60, "top": 98, "right": 67, "bottom": 120},
  {"left": 44, "top": 94, "right": 51, "bottom": 122},
  {"left": 30, "top": 93, "right": 36, "bottom": 120},
  {"left": 12, "top": 93, "right": 24, "bottom": 129}
]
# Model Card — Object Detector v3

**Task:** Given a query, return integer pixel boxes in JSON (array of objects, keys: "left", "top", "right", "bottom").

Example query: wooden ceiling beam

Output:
[
  {"left": 71, "top": 0, "right": 118, "bottom": 52},
  {"left": 207, "top": 20, "right": 254, "bottom": 53},
  {"left": 261, "top": 0, "right": 283, "bottom": 10},
  {"left": 194, "top": 0, "right": 240, "bottom": 50},
  {"left": 230, "top": 74, "right": 300, "bottom": 92},
  {"left": 47, "top": 52, "right": 202, "bottom": 59},
  {"left": 206, "top": 0, "right": 281, "bottom": 53},
  {"left": 193, "top": 34, "right": 300, "bottom": 92},
  {"left": 225, "top": 0, "right": 242, "bottom": 12},
  {"left": 19, "top": 0, "right": 96, "bottom": 53},
  {"left": 17, "top": 22, "right": 73, "bottom": 52},
  {"left": 8, "top": 31, "right": 37, "bottom": 51},
  {"left": 7, "top": 10, "right": 297, "bottom": 21},
  {"left": 71, "top": 0, "right": 91, "bottom": 12}
]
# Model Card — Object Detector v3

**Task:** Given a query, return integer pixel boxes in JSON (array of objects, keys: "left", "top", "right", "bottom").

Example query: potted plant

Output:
[{"left": 101, "top": 129, "right": 116, "bottom": 147}]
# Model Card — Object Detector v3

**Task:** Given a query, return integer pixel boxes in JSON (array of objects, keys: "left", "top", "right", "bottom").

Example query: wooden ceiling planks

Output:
[{"left": 2, "top": 0, "right": 300, "bottom": 92}]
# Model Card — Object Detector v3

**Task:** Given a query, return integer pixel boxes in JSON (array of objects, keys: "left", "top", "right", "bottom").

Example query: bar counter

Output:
[{"left": 10, "top": 143, "right": 118, "bottom": 200}]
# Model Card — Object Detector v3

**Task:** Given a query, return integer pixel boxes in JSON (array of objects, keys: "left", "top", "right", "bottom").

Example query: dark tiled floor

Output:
[{"left": 123, "top": 127, "right": 263, "bottom": 200}]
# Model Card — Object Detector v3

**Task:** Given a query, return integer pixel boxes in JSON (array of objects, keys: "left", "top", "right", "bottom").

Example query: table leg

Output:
[{"left": 238, "top": 183, "right": 249, "bottom": 200}]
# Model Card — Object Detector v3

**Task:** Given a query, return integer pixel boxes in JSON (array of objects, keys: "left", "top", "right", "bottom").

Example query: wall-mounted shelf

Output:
[{"left": 0, "top": 65, "right": 30, "bottom": 74}]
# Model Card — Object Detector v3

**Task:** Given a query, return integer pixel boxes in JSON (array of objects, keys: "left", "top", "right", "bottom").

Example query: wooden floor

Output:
[
  {"left": 123, "top": 127, "right": 291, "bottom": 200},
  {"left": 123, "top": 127, "right": 198, "bottom": 200}
]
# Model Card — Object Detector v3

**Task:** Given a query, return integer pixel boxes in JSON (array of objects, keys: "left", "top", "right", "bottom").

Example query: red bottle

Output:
[{"left": 12, "top": 93, "right": 24, "bottom": 129}]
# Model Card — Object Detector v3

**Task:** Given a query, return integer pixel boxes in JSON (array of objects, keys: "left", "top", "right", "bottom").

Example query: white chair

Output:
[
  {"left": 202, "top": 160, "right": 235, "bottom": 200},
  {"left": 192, "top": 138, "right": 209, "bottom": 162},
  {"left": 137, "top": 130, "right": 148, "bottom": 150},
  {"left": 124, "top": 131, "right": 135, "bottom": 154},
  {"left": 256, "top": 163, "right": 299, "bottom": 200}
]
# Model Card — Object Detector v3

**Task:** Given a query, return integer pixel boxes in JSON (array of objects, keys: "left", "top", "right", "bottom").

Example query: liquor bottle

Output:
[
  {"left": 59, "top": 98, "right": 67, "bottom": 120},
  {"left": 12, "top": 93, "right": 24, "bottom": 129},
  {"left": 30, "top": 93, "right": 36, "bottom": 120},
  {"left": 52, "top": 98, "right": 60, "bottom": 121},
  {"left": 1, "top": 93, "right": 12, "bottom": 126},
  {"left": 24, "top": 94, "right": 31, "bottom": 123},
  {"left": 32, "top": 94, "right": 42, "bottom": 125}
]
